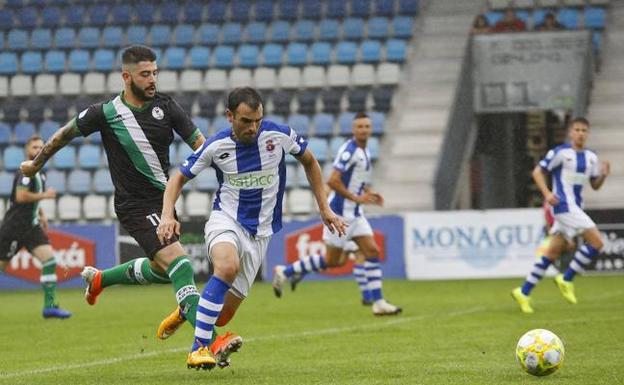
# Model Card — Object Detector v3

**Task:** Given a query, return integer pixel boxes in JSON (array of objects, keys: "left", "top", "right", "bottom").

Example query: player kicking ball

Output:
[{"left": 512, "top": 117, "right": 610, "bottom": 313}]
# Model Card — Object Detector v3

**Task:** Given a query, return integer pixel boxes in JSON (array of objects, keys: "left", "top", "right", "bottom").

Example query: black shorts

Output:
[
  {"left": 115, "top": 203, "right": 179, "bottom": 259},
  {"left": 0, "top": 225, "right": 50, "bottom": 261}
]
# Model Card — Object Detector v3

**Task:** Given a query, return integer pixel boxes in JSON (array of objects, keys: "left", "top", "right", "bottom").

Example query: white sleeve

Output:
[
  {"left": 283, "top": 126, "right": 308, "bottom": 156},
  {"left": 539, "top": 149, "right": 563, "bottom": 172},
  {"left": 589, "top": 153, "right": 601, "bottom": 179}
]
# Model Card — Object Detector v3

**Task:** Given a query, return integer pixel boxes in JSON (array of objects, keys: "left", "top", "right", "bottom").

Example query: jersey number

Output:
[{"left": 146, "top": 213, "right": 161, "bottom": 227}]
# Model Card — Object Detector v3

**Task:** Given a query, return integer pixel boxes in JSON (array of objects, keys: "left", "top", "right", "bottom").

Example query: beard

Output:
[{"left": 130, "top": 78, "right": 155, "bottom": 101}]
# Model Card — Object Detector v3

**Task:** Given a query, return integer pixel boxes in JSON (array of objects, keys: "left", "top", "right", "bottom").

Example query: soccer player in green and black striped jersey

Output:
[
  {"left": 1, "top": 135, "right": 71, "bottom": 318},
  {"left": 21, "top": 45, "right": 205, "bottom": 330}
]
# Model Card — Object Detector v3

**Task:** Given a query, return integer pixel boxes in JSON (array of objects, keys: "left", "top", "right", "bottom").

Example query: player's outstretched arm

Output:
[
  {"left": 532, "top": 165, "right": 559, "bottom": 206},
  {"left": 20, "top": 120, "right": 81, "bottom": 177},
  {"left": 590, "top": 161, "right": 610, "bottom": 190},
  {"left": 15, "top": 187, "right": 56, "bottom": 204},
  {"left": 328, "top": 169, "right": 379, "bottom": 206},
  {"left": 157, "top": 171, "right": 188, "bottom": 245},
  {"left": 297, "top": 149, "right": 346, "bottom": 236}
]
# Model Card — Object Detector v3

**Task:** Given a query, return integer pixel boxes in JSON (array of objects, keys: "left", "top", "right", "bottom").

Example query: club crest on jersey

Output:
[
  {"left": 152, "top": 106, "right": 164, "bottom": 120},
  {"left": 266, "top": 139, "right": 275, "bottom": 152}
]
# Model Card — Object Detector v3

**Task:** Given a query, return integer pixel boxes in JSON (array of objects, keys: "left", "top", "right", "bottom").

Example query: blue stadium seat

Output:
[
  {"left": 351, "top": 0, "right": 372, "bottom": 18},
  {"left": 78, "top": 27, "right": 100, "bottom": 49},
  {"left": 264, "top": 114, "right": 285, "bottom": 125},
  {"left": 78, "top": 144, "right": 100, "bottom": 170},
  {"left": 93, "top": 169, "right": 113, "bottom": 194},
  {"left": 330, "top": 136, "right": 345, "bottom": 156},
  {"left": 13, "top": 121, "right": 36, "bottom": 144},
  {"left": 361, "top": 40, "right": 382, "bottom": 63},
  {"left": 286, "top": 42, "right": 308, "bottom": 66},
  {"left": 516, "top": 10, "right": 530, "bottom": 24},
  {"left": 338, "top": 112, "right": 356, "bottom": 136},
  {"left": 17, "top": 7, "right": 37, "bottom": 29},
  {"left": 239, "top": 44, "right": 260, "bottom": 68},
  {"left": 245, "top": 22, "right": 267, "bottom": 44},
  {"left": 375, "top": 0, "right": 395, "bottom": 17},
  {"left": 368, "top": 17, "right": 390, "bottom": 39},
  {"left": 0, "top": 172, "right": 13, "bottom": 197},
  {"left": 0, "top": 123, "right": 11, "bottom": 146},
  {"left": 39, "top": 120, "right": 59, "bottom": 141},
  {"left": 0, "top": 52, "right": 18, "bottom": 75},
  {"left": 3, "top": 145, "right": 24, "bottom": 171},
  {"left": 7, "top": 29, "right": 28, "bottom": 51},
  {"left": 585, "top": 7, "right": 606, "bottom": 29},
  {"left": 294, "top": 20, "right": 315, "bottom": 42},
  {"left": 173, "top": 24, "right": 195, "bottom": 47},
  {"left": 102, "top": 27, "right": 123, "bottom": 49},
  {"left": 0, "top": 9, "right": 15, "bottom": 31},
  {"left": 189, "top": 46, "right": 211, "bottom": 69},
  {"left": 135, "top": 3, "right": 156, "bottom": 25},
  {"left": 164, "top": 47, "right": 186, "bottom": 70},
  {"left": 41, "top": 7, "right": 62, "bottom": 28},
  {"left": 89, "top": 132, "right": 102, "bottom": 145},
  {"left": 214, "top": 45, "right": 235, "bottom": 69},
  {"left": 68, "top": 49, "right": 90, "bottom": 73},
  {"left": 192, "top": 116, "right": 210, "bottom": 137},
  {"left": 532, "top": 9, "right": 547, "bottom": 26},
  {"left": 54, "top": 146, "right": 76, "bottom": 170},
  {"left": 343, "top": 18, "right": 366, "bottom": 40},
  {"left": 327, "top": 2, "right": 347, "bottom": 18},
  {"left": 182, "top": 2, "right": 204, "bottom": 24},
  {"left": 319, "top": 19, "right": 340, "bottom": 41},
  {"left": 68, "top": 169, "right": 91, "bottom": 195},
  {"left": 369, "top": 111, "right": 386, "bottom": 136},
  {"left": 25, "top": 98, "right": 45, "bottom": 124},
  {"left": 255, "top": 0, "right": 275, "bottom": 22},
  {"left": 558, "top": 8, "right": 580, "bottom": 29},
  {"left": 92, "top": 49, "right": 114, "bottom": 72},
  {"left": 398, "top": 0, "right": 419, "bottom": 15},
  {"left": 287, "top": 114, "right": 310, "bottom": 137},
  {"left": 21, "top": 51, "right": 43, "bottom": 74},
  {"left": 44, "top": 50, "right": 65, "bottom": 73},
  {"left": 230, "top": 0, "right": 251, "bottom": 23},
  {"left": 150, "top": 24, "right": 172, "bottom": 47},
  {"left": 279, "top": 0, "right": 300, "bottom": 21},
  {"left": 336, "top": 41, "right": 358, "bottom": 64},
  {"left": 386, "top": 39, "right": 407, "bottom": 62},
  {"left": 87, "top": 5, "right": 109, "bottom": 27},
  {"left": 45, "top": 170, "right": 66, "bottom": 194},
  {"left": 311, "top": 42, "right": 332, "bottom": 65},
  {"left": 262, "top": 43, "right": 283, "bottom": 67},
  {"left": 212, "top": 116, "right": 230, "bottom": 131},
  {"left": 270, "top": 21, "right": 291, "bottom": 43},
  {"left": 127, "top": 26, "right": 148, "bottom": 45},
  {"left": 308, "top": 138, "right": 329, "bottom": 162},
  {"left": 195, "top": 169, "right": 219, "bottom": 192},
  {"left": 313, "top": 113, "right": 335, "bottom": 137},
  {"left": 485, "top": 11, "right": 503, "bottom": 26},
  {"left": 54, "top": 28, "right": 76, "bottom": 49},
  {"left": 206, "top": 0, "right": 227, "bottom": 23},
  {"left": 198, "top": 24, "right": 219, "bottom": 46},
  {"left": 66, "top": 6, "right": 86, "bottom": 28},
  {"left": 222, "top": 23, "right": 243, "bottom": 45},
  {"left": 111, "top": 4, "right": 132, "bottom": 26},
  {"left": 392, "top": 16, "right": 413, "bottom": 38},
  {"left": 31, "top": 28, "right": 53, "bottom": 50},
  {"left": 159, "top": 3, "right": 180, "bottom": 25},
  {"left": 368, "top": 136, "right": 379, "bottom": 160},
  {"left": 301, "top": 0, "right": 322, "bottom": 20}
]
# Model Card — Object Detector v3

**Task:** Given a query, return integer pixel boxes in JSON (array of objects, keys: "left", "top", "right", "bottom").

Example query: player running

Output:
[
  {"left": 0, "top": 135, "right": 71, "bottom": 319},
  {"left": 512, "top": 117, "right": 610, "bottom": 313},
  {"left": 272, "top": 112, "right": 402, "bottom": 316},
  {"left": 20, "top": 45, "right": 205, "bottom": 328},
  {"left": 155, "top": 87, "right": 346, "bottom": 370}
]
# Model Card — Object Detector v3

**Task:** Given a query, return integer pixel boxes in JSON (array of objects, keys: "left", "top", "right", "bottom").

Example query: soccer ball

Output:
[{"left": 516, "top": 329, "right": 565, "bottom": 376}]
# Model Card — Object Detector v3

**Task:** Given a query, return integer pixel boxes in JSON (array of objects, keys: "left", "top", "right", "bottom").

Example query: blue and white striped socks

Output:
[
  {"left": 364, "top": 258, "right": 383, "bottom": 301},
  {"left": 353, "top": 263, "right": 372, "bottom": 303},
  {"left": 521, "top": 256, "right": 552, "bottom": 295},
  {"left": 192, "top": 276, "right": 230, "bottom": 351},
  {"left": 563, "top": 244, "right": 599, "bottom": 282},
  {"left": 283, "top": 255, "right": 327, "bottom": 278}
]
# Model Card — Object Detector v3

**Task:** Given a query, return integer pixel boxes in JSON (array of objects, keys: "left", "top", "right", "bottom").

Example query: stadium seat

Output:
[
  {"left": 106, "top": 71, "right": 122, "bottom": 93},
  {"left": 185, "top": 191, "right": 211, "bottom": 217},
  {"left": 1, "top": 99, "right": 21, "bottom": 124},
  {"left": 127, "top": 26, "right": 148, "bottom": 45},
  {"left": 44, "top": 50, "right": 66, "bottom": 73},
  {"left": 285, "top": 164, "right": 298, "bottom": 189},
  {"left": 386, "top": 39, "right": 407, "bottom": 62},
  {"left": 45, "top": 169, "right": 66, "bottom": 194},
  {"left": 361, "top": 40, "right": 382, "bottom": 63},
  {"left": 10, "top": 74, "right": 32, "bottom": 96},
  {"left": 311, "top": 42, "right": 332, "bottom": 65},
  {"left": 327, "top": 64, "right": 351, "bottom": 88},
  {"left": 279, "top": 0, "right": 300, "bottom": 21},
  {"left": 49, "top": 97, "right": 70, "bottom": 123},
  {"left": 17, "top": 7, "right": 37, "bottom": 29},
  {"left": 159, "top": 3, "right": 180, "bottom": 25},
  {"left": 87, "top": 5, "right": 109, "bottom": 27},
  {"left": 21, "top": 51, "right": 43, "bottom": 74},
  {"left": 93, "top": 49, "right": 115, "bottom": 72},
  {"left": 93, "top": 169, "right": 114, "bottom": 194},
  {"left": 368, "top": 17, "right": 390, "bottom": 39},
  {"left": 330, "top": 136, "right": 345, "bottom": 156},
  {"left": 313, "top": 113, "right": 335, "bottom": 137},
  {"left": 24, "top": 97, "right": 46, "bottom": 123},
  {"left": 271, "top": 90, "right": 293, "bottom": 116},
  {"left": 68, "top": 50, "right": 90, "bottom": 73},
  {"left": 0, "top": 76, "right": 7, "bottom": 97},
  {"left": 7, "top": 29, "right": 28, "bottom": 51},
  {"left": 180, "top": 69, "right": 203, "bottom": 92},
  {"left": 0, "top": 52, "right": 18, "bottom": 75},
  {"left": 301, "top": 0, "right": 322, "bottom": 20},
  {"left": 319, "top": 19, "right": 340, "bottom": 41},
  {"left": 78, "top": 144, "right": 100, "bottom": 170},
  {"left": 372, "top": 86, "right": 394, "bottom": 112},
  {"left": 230, "top": 68, "right": 253, "bottom": 88},
  {"left": 352, "top": 63, "right": 376, "bottom": 86},
  {"left": 205, "top": 69, "right": 228, "bottom": 91},
  {"left": 327, "top": 2, "right": 347, "bottom": 18},
  {"left": 189, "top": 46, "right": 211, "bottom": 69},
  {"left": 262, "top": 44, "right": 284, "bottom": 67},
  {"left": 31, "top": 28, "right": 53, "bottom": 50},
  {"left": 195, "top": 169, "right": 219, "bottom": 192},
  {"left": 368, "top": 136, "right": 380, "bottom": 159},
  {"left": 585, "top": 7, "right": 606, "bottom": 29},
  {"left": 321, "top": 88, "right": 343, "bottom": 114},
  {"left": 230, "top": 0, "right": 251, "bottom": 23},
  {"left": 294, "top": 20, "right": 315, "bottom": 42},
  {"left": 297, "top": 89, "right": 318, "bottom": 115},
  {"left": 222, "top": 22, "right": 243, "bottom": 45},
  {"left": 347, "top": 88, "right": 368, "bottom": 112},
  {"left": 110, "top": 4, "right": 132, "bottom": 26},
  {"left": 173, "top": 24, "right": 195, "bottom": 47},
  {"left": 244, "top": 22, "right": 267, "bottom": 44},
  {"left": 196, "top": 94, "right": 217, "bottom": 119},
  {"left": 239, "top": 45, "right": 260, "bottom": 68},
  {"left": 3, "top": 145, "right": 24, "bottom": 171},
  {"left": 66, "top": 6, "right": 86, "bottom": 28},
  {"left": 302, "top": 65, "right": 326, "bottom": 88},
  {"left": 164, "top": 47, "right": 186, "bottom": 70},
  {"left": 68, "top": 169, "right": 91, "bottom": 195},
  {"left": 254, "top": 67, "right": 277, "bottom": 90},
  {"left": 338, "top": 112, "right": 356, "bottom": 135},
  {"left": 212, "top": 116, "right": 230, "bottom": 131},
  {"left": 286, "top": 42, "right": 308, "bottom": 66},
  {"left": 41, "top": 7, "right": 62, "bottom": 29},
  {"left": 270, "top": 20, "right": 291, "bottom": 44},
  {"left": 343, "top": 18, "right": 366, "bottom": 40},
  {"left": 336, "top": 41, "right": 358, "bottom": 64},
  {"left": 352, "top": 0, "right": 372, "bottom": 17},
  {"left": 39, "top": 120, "right": 59, "bottom": 141},
  {"left": 206, "top": 0, "right": 227, "bottom": 23},
  {"left": 214, "top": 46, "right": 235, "bottom": 69},
  {"left": 14, "top": 121, "right": 36, "bottom": 144},
  {"left": 58, "top": 195, "right": 81, "bottom": 220},
  {"left": 133, "top": 2, "right": 155, "bottom": 25},
  {"left": 278, "top": 66, "right": 302, "bottom": 89},
  {"left": 38, "top": 195, "right": 56, "bottom": 220},
  {"left": 0, "top": 9, "right": 14, "bottom": 31},
  {"left": 83, "top": 73, "right": 106, "bottom": 94},
  {"left": 392, "top": 16, "right": 413, "bottom": 38},
  {"left": 150, "top": 24, "right": 172, "bottom": 47},
  {"left": 370, "top": 111, "right": 386, "bottom": 136},
  {"left": 0, "top": 123, "right": 11, "bottom": 146},
  {"left": 157, "top": 71, "right": 178, "bottom": 93},
  {"left": 100, "top": 27, "right": 124, "bottom": 48},
  {"left": 182, "top": 2, "right": 204, "bottom": 24},
  {"left": 83, "top": 194, "right": 107, "bottom": 220},
  {"left": 254, "top": 0, "right": 274, "bottom": 21},
  {"left": 53, "top": 146, "right": 76, "bottom": 170},
  {"left": 196, "top": 24, "right": 218, "bottom": 47},
  {"left": 78, "top": 27, "right": 100, "bottom": 49},
  {"left": 287, "top": 114, "right": 310, "bottom": 137},
  {"left": 288, "top": 188, "right": 313, "bottom": 214},
  {"left": 558, "top": 8, "right": 580, "bottom": 29},
  {"left": 54, "top": 28, "right": 75, "bottom": 50},
  {"left": 398, "top": 0, "right": 419, "bottom": 15}
]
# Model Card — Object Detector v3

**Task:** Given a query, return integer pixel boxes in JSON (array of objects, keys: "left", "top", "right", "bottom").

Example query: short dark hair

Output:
[
  {"left": 354, "top": 112, "right": 369, "bottom": 120},
  {"left": 227, "top": 87, "right": 263, "bottom": 114},
  {"left": 122, "top": 45, "right": 157, "bottom": 66},
  {"left": 25, "top": 134, "right": 43, "bottom": 147},
  {"left": 569, "top": 117, "right": 590, "bottom": 128}
]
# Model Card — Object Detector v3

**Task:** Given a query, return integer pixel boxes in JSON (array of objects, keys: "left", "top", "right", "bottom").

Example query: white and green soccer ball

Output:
[{"left": 516, "top": 329, "right": 565, "bottom": 376}]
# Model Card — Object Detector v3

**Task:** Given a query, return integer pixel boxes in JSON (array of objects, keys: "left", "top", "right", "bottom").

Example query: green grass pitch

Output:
[{"left": 0, "top": 275, "right": 622, "bottom": 385}]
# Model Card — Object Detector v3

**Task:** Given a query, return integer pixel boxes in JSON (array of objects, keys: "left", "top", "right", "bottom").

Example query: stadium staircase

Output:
[{"left": 374, "top": 0, "right": 481, "bottom": 212}]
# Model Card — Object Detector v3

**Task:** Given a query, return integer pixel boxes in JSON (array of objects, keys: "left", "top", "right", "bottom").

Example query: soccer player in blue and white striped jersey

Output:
[
  {"left": 155, "top": 87, "right": 346, "bottom": 370},
  {"left": 512, "top": 117, "right": 610, "bottom": 313},
  {"left": 272, "top": 112, "right": 402, "bottom": 316}
]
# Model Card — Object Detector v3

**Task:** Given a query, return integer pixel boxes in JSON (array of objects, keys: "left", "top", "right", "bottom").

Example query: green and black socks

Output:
[
  {"left": 40, "top": 258, "right": 57, "bottom": 308},
  {"left": 100, "top": 257, "right": 171, "bottom": 288},
  {"left": 167, "top": 256, "right": 200, "bottom": 326}
]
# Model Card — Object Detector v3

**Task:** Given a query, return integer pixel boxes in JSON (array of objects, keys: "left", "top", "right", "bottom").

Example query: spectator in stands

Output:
[
  {"left": 535, "top": 12, "right": 564, "bottom": 31},
  {"left": 493, "top": 8, "right": 526, "bottom": 33},
  {"left": 471, "top": 14, "right": 492, "bottom": 34}
]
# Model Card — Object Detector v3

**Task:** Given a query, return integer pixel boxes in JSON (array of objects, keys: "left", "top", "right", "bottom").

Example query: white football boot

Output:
[{"left": 372, "top": 299, "right": 402, "bottom": 316}]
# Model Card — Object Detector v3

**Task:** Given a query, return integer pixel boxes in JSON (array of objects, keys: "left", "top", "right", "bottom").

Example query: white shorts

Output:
[
  {"left": 323, "top": 215, "right": 373, "bottom": 249},
  {"left": 204, "top": 210, "right": 270, "bottom": 299},
  {"left": 550, "top": 205, "right": 596, "bottom": 240}
]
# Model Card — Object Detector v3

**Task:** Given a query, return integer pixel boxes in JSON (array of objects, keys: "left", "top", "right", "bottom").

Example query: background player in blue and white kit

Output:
[
  {"left": 272, "top": 113, "right": 402, "bottom": 316},
  {"left": 512, "top": 117, "right": 610, "bottom": 313},
  {"left": 156, "top": 87, "right": 346, "bottom": 369}
]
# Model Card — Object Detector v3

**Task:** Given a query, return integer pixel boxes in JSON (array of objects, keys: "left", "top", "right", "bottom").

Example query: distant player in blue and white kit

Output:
[
  {"left": 155, "top": 87, "right": 346, "bottom": 370},
  {"left": 512, "top": 117, "right": 610, "bottom": 313},
  {"left": 272, "top": 112, "right": 402, "bottom": 316}
]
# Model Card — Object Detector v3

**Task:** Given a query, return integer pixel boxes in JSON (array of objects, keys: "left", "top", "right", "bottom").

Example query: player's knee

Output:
[
  {"left": 214, "top": 263, "right": 239, "bottom": 282},
  {"left": 591, "top": 239, "right": 604, "bottom": 251}
]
